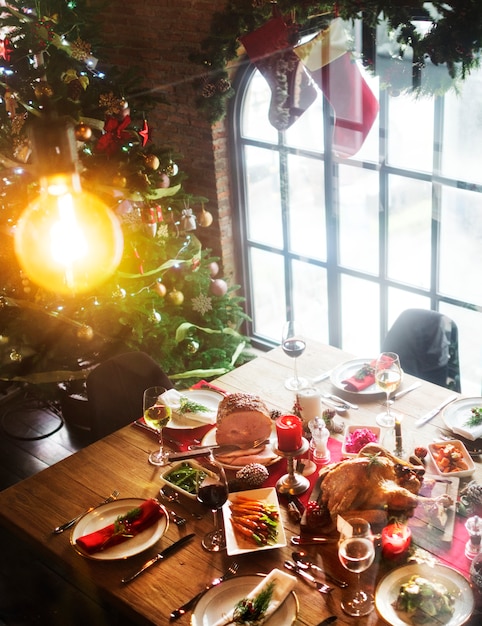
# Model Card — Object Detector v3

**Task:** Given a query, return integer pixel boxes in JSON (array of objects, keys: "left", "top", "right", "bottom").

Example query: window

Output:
[{"left": 230, "top": 21, "right": 482, "bottom": 394}]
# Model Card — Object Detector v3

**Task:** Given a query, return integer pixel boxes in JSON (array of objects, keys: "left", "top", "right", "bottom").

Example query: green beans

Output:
[{"left": 164, "top": 462, "right": 207, "bottom": 494}]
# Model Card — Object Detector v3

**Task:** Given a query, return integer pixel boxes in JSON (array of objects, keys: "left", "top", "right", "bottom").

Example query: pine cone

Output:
[
  {"left": 217, "top": 78, "right": 231, "bottom": 93},
  {"left": 235, "top": 463, "right": 269, "bottom": 488},
  {"left": 201, "top": 82, "right": 216, "bottom": 98},
  {"left": 465, "top": 481, "right": 482, "bottom": 506}
]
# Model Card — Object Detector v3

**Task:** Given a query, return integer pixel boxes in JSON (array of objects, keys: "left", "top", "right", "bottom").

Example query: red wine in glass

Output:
[
  {"left": 196, "top": 454, "right": 229, "bottom": 552},
  {"left": 282, "top": 321, "right": 308, "bottom": 391},
  {"left": 197, "top": 484, "right": 228, "bottom": 510},
  {"left": 282, "top": 338, "right": 306, "bottom": 359}
]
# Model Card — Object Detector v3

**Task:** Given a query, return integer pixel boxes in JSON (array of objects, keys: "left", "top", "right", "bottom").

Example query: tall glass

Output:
[
  {"left": 375, "top": 352, "right": 402, "bottom": 427},
  {"left": 196, "top": 453, "right": 229, "bottom": 552},
  {"left": 338, "top": 517, "right": 375, "bottom": 616},
  {"left": 282, "top": 320, "right": 308, "bottom": 391},
  {"left": 143, "top": 386, "right": 171, "bottom": 466}
]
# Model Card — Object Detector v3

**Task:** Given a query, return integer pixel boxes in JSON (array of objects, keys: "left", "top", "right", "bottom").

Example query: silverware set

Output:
[
  {"left": 159, "top": 486, "right": 204, "bottom": 519},
  {"left": 284, "top": 560, "right": 333, "bottom": 594}
]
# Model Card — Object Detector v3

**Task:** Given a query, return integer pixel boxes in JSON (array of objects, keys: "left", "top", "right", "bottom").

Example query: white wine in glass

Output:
[
  {"left": 282, "top": 321, "right": 308, "bottom": 391},
  {"left": 375, "top": 352, "right": 402, "bottom": 427},
  {"left": 143, "top": 386, "right": 171, "bottom": 466}
]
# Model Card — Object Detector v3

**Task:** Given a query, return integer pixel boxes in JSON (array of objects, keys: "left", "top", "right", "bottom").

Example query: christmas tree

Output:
[{"left": 0, "top": 0, "right": 252, "bottom": 395}]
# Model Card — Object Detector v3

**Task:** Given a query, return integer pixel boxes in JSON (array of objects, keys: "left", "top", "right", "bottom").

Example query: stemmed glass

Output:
[
  {"left": 196, "top": 452, "right": 229, "bottom": 552},
  {"left": 338, "top": 517, "right": 375, "bottom": 616},
  {"left": 282, "top": 320, "right": 308, "bottom": 391},
  {"left": 375, "top": 352, "right": 402, "bottom": 427},
  {"left": 143, "top": 386, "right": 171, "bottom": 466}
]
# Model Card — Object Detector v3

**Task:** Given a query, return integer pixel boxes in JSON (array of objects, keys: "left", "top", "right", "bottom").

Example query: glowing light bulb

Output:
[{"left": 13, "top": 117, "right": 124, "bottom": 295}]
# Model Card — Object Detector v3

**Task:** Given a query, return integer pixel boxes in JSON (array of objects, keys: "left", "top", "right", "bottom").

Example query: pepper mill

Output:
[{"left": 465, "top": 515, "right": 482, "bottom": 559}]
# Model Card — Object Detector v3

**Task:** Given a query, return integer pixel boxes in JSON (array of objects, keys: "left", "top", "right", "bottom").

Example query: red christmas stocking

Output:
[
  {"left": 295, "top": 18, "right": 379, "bottom": 157},
  {"left": 240, "top": 15, "right": 317, "bottom": 131}
]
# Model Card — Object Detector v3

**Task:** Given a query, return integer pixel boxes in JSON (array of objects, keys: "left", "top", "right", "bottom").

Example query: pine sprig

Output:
[
  {"left": 179, "top": 396, "right": 210, "bottom": 414},
  {"left": 232, "top": 582, "right": 275, "bottom": 624},
  {"left": 465, "top": 407, "right": 482, "bottom": 428}
]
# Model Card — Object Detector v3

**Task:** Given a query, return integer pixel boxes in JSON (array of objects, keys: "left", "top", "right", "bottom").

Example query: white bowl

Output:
[
  {"left": 428, "top": 439, "right": 475, "bottom": 478},
  {"left": 159, "top": 459, "right": 213, "bottom": 500},
  {"left": 342, "top": 424, "right": 381, "bottom": 457}
]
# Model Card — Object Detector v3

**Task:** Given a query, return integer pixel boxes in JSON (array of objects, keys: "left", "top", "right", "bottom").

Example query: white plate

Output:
[
  {"left": 222, "top": 487, "right": 287, "bottom": 556},
  {"left": 330, "top": 358, "right": 383, "bottom": 397},
  {"left": 442, "top": 397, "right": 482, "bottom": 440},
  {"left": 191, "top": 574, "right": 298, "bottom": 626},
  {"left": 201, "top": 428, "right": 281, "bottom": 470},
  {"left": 71, "top": 498, "right": 168, "bottom": 560},
  {"left": 375, "top": 563, "right": 474, "bottom": 626},
  {"left": 167, "top": 389, "right": 223, "bottom": 429}
]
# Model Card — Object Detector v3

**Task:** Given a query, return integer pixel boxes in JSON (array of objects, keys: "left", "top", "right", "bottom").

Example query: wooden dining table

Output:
[{"left": 0, "top": 341, "right": 481, "bottom": 625}]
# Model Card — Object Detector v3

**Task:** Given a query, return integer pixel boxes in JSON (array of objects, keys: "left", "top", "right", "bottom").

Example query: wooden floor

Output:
[{"left": 0, "top": 385, "right": 136, "bottom": 625}]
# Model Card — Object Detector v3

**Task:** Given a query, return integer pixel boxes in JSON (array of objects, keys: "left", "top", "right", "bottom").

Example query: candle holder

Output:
[{"left": 273, "top": 438, "right": 310, "bottom": 495}]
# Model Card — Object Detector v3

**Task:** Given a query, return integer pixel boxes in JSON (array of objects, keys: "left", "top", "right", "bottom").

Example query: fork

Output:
[
  {"left": 53, "top": 490, "right": 120, "bottom": 534},
  {"left": 159, "top": 487, "right": 204, "bottom": 519},
  {"left": 170, "top": 562, "right": 239, "bottom": 620},
  {"left": 321, "top": 393, "right": 358, "bottom": 410}
]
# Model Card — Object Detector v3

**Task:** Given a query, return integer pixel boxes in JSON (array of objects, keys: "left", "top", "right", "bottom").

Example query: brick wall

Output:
[{"left": 99, "top": 0, "right": 238, "bottom": 283}]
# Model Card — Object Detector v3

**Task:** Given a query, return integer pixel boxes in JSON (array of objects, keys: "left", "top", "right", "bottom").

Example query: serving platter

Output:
[{"left": 200, "top": 427, "right": 281, "bottom": 469}]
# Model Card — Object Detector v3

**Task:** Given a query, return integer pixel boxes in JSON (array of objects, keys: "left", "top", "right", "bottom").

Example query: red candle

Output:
[
  {"left": 381, "top": 523, "right": 412, "bottom": 559},
  {"left": 276, "top": 414, "right": 303, "bottom": 452}
]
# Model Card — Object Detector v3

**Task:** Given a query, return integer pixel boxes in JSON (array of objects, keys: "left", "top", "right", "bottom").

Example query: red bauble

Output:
[{"left": 210, "top": 278, "right": 228, "bottom": 296}]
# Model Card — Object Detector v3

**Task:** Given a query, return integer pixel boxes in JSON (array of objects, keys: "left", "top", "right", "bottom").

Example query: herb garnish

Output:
[
  {"left": 113, "top": 506, "right": 142, "bottom": 537},
  {"left": 232, "top": 582, "right": 275, "bottom": 624},
  {"left": 179, "top": 396, "right": 210, "bottom": 414},
  {"left": 464, "top": 407, "right": 482, "bottom": 428},
  {"left": 355, "top": 364, "right": 374, "bottom": 380}
]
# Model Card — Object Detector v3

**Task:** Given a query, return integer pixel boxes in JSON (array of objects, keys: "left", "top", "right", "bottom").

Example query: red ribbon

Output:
[{"left": 96, "top": 114, "right": 132, "bottom": 155}]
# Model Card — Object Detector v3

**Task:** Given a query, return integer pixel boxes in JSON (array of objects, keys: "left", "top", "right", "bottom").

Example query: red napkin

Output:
[
  {"left": 342, "top": 355, "right": 393, "bottom": 392},
  {"left": 190, "top": 379, "right": 228, "bottom": 395},
  {"left": 75, "top": 498, "right": 164, "bottom": 555}
]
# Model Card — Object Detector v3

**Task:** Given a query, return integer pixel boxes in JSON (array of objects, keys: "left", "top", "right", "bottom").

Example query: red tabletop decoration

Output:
[
  {"left": 381, "top": 522, "right": 412, "bottom": 560},
  {"left": 276, "top": 414, "right": 303, "bottom": 452}
]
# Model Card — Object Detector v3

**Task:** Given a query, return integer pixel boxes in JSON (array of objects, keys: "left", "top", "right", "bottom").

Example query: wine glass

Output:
[
  {"left": 196, "top": 452, "right": 229, "bottom": 552},
  {"left": 375, "top": 352, "right": 402, "bottom": 427},
  {"left": 143, "top": 386, "right": 171, "bottom": 466},
  {"left": 338, "top": 517, "right": 375, "bottom": 617},
  {"left": 282, "top": 321, "right": 308, "bottom": 391}
]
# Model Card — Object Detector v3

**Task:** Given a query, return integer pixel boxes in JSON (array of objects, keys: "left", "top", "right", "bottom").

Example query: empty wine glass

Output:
[
  {"left": 143, "top": 386, "right": 171, "bottom": 466},
  {"left": 375, "top": 352, "right": 402, "bottom": 427},
  {"left": 282, "top": 321, "right": 308, "bottom": 391},
  {"left": 196, "top": 452, "right": 229, "bottom": 552},
  {"left": 338, "top": 517, "right": 375, "bottom": 616}
]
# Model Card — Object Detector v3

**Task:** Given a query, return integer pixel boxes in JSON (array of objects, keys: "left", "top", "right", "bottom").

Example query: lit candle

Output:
[
  {"left": 381, "top": 522, "right": 412, "bottom": 560},
  {"left": 276, "top": 414, "right": 303, "bottom": 452}
]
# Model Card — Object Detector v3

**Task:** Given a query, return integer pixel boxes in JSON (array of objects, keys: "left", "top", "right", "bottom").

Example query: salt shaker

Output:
[
  {"left": 308, "top": 417, "right": 330, "bottom": 465},
  {"left": 465, "top": 515, "right": 482, "bottom": 559}
]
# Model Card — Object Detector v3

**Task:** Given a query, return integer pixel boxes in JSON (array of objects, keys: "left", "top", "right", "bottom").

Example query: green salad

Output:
[
  {"left": 394, "top": 575, "right": 455, "bottom": 624},
  {"left": 163, "top": 462, "right": 207, "bottom": 494}
]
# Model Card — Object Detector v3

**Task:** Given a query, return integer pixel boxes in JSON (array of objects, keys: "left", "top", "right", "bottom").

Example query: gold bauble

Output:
[
  {"left": 167, "top": 289, "right": 184, "bottom": 306},
  {"left": 34, "top": 81, "right": 54, "bottom": 100},
  {"left": 198, "top": 207, "right": 213, "bottom": 227},
  {"left": 153, "top": 281, "right": 167, "bottom": 297},
  {"left": 144, "top": 154, "right": 160, "bottom": 171},
  {"left": 75, "top": 123, "right": 92, "bottom": 141},
  {"left": 77, "top": 324, "right": 94, "bottom": 341}
]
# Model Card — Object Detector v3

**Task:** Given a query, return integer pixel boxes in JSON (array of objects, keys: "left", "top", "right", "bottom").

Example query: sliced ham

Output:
[
  {"left": 215, "top": 444, "right": 278, "bottom": 467},
  {"left": 215, "top": 392, "right": 272, "bottom": 447}
]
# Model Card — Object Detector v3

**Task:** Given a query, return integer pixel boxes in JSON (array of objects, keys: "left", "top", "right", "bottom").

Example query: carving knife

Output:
[
  {"left": 121, "top": 533, "right": 195, "bottom": 583},
  {"left": 415, "top": 394, "right": 458, "bottom": 427}
]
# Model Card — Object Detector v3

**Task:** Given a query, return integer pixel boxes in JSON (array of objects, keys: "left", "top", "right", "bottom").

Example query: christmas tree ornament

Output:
[
  {"left": 9, "top": 349, "right": 22, "bottom": 362},
  {"left": 181, "top": 208, "right": 196, "bottom": 232},
  {"left": 158, "top": 172, "right": 170, "bottom": 188},
  {"left": 76, "top": 324, "right": 94, "bottom": 341},
  {"left": 149, "top": 308, "right": 161, "bottom": 323},
  {"left": 112, "top": 173, "right": 127, "bottom": 188},
  {"left": 198, "top": 205, "right": 213, "bottom": 227},
  {"left": 208, "top": 261, "right": 219, "bottom": 277},
  {"left": 236, "top": 463, "right": 269, "bottom": 488},
  {"left": 165, "top": 159, "right": 179, "bottom": 177},
  {"left": 34, "top": 81, "right": 54, "bottom": 100},
  {"left": 239, "top": 11, "right": 317, "bottom": 131},
  {"left": 139, "top": 119, "right": 149, "bottom": 146},
  {"left": 153, "top": 281, "right": 167, "bottom": 297},
  {"left": 295, "top": 18, "right": 378, "bottom": 158},
  {"left": 112, "top": 285, "right": 126, "bottom": 299},
  {"left": 144, "top": 153, "right": 160, "bottom": 171},
  {"left": 185, "top": 339, "right": 199, "bottom": 354},
  {"left": 210, "top": 278, "right": 228, "bottom": 297},
  {"left": 75, "top": 123, "right": 92, "bottom": 141},
  {"left": 167, "top": 289, "right": 184, "bottom": 306}
]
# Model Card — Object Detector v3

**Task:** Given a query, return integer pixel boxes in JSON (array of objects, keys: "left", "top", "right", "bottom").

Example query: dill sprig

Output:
[
  {"left": 179, "top": 396, "right": 210, "bottom": 414},
  {"left": 113, "top": 506, "right": 142, "bottom": 536},
  {"left": 464, "top": 407, "right": 482, "bottom": 428},
  {"left": 232, "top": 582, "right": 275, "bottom": 624},
  {"left": 355, "top": 364, "right": 374, "bottom": 380}
]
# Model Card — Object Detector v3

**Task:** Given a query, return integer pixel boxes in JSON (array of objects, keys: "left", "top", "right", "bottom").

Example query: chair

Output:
[
  {"left": 381, "top": 309, "right": 461, "bottom": 392},
  {"left": 86, "top": 351, "right": 173, "bottom": 440}
]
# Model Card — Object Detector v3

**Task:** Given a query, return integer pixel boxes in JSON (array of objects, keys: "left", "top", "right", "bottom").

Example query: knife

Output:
[
  {"left": 168, "top": 440, "right": 270, "bottom": 462},
  {"left": 121, "top": 533, "right": 195, "bottom": 583},
  {"left": 291, "top": 535, "right": 337, "bottom": 546},
  {"left": 415, "top": 394, "right": 458, "bottom": 427},
  {"left": 316, "top": 617, "right": 337, "bottom": 626},
  {"left": 312, "top": 370, "right": 332, "bottom": 383},
  {"left": 391, "top": 381, "right": 422, "bottom": 400}
]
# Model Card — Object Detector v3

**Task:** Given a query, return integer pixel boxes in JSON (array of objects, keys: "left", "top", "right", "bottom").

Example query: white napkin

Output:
[
  {"left": 160, "top": 389, "right": 217, "bottom": 425},
  {"left": 451, "top": 420, "right": 482, "bottom": 441},
  {"left": 211, "top": 568, "right": 297, "bottom": 626}
]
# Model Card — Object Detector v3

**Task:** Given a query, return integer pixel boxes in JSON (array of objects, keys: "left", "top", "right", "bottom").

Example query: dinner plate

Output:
[
  {"left": 166, "top": 389, "right": 223, "bottom": 429},
  {"left": 222, "top": 487, "right": 287, "bottom": 556},
  {"left": 442, "top": 397, "right": 482, "bottom": 440},
  {"left": 375, "top": 563, "right": 474, "bottom": 626},
  {"left": 71, "top": 498, "right": 168, "bottom": 560},
  {"left": 200, "top": 428, "right": 281, "bottom": 469},
  {"left": 330, "top": 358, "right": 384, "bottom": 397},
  {"left": 191, "top": 574, "right": 298, "bottom": 626}
]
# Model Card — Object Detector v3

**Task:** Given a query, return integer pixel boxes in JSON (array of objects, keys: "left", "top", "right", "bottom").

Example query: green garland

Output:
[{"left": 191, "top": 1, "right": 482, "bottom": 123}]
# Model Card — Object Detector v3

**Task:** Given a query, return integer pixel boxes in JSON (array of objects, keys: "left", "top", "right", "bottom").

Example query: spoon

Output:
[{"left": 292, "top": 551, "right": 348, "bottom": 588}]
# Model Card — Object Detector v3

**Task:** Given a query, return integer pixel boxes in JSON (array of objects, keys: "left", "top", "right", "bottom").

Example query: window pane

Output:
[
  {"left": 442, "top": 72, "right": 482, "bottom": 182},
  {"left": 439, "top": 187, "right": 482, "bottom": 303},
  {"left": 284, "top": 92, "right": 324, "bottom": 151},
  {"left": 292, "top": 260, "right": 328, "bottom": 343},
  {"left": 387, "top": 175, "right": 432, "bottom": 288},
  {"left": 341, "top": 276, "right": 379, "bottom": 354},
  {"left": 387, "top": 93, "right": 434, "bottom": 172},
  {"left": 241, "top": 71, "right": 278, "bottom": 143},
  {"left": 288, "top": 154, "right": 326, "bottom": 260},
  {"left": 249, "top": 248, "right": 286, "bottom": 342},
  {"left": 245, "top": 145, "right": 282, "bottom": 246},
  {"left": 339, "top": 166, "right": 379, "bottom": 273}
]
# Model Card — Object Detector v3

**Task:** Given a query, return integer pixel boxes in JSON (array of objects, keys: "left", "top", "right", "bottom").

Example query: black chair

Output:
[
  {"left": 382, "top": 309, "right": 461, "bottom": 392},
  {"left": 86, "top": 351, "right": 173, "bottom": 440}
]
